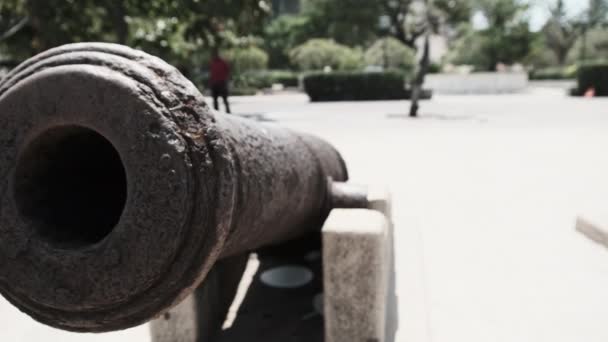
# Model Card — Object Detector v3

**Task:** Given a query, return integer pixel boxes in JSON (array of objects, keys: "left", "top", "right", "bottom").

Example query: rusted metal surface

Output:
[
  {"left": 329, "top": 182, "right": 369, "bottom": 209},
  {"left": 0, "top": 43, "right": 351, "bottom": 332}
]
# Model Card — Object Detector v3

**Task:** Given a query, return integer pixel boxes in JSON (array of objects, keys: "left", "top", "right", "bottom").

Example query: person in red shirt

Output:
[{"left": 209, "top": 48, "right": 231, "bottom": 113}]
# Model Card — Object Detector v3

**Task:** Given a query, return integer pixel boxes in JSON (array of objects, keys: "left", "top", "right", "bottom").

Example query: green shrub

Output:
[
  {"left": 364, "top": 37, "right": 416, "bottom": 73},
  {"left": 232, "top": 70, "right": 299, "bottom": 90},
  {"left": 270, "top": 70, "right": 300, "bottom": 87},
  {"left": 428, "top": 62, "right": 442, "bottom": 74},
  {"left": 289, "top": 39, "right": 363, "bottom": 71},
  {"left": 575, "top": 63, "right": 608, "bottom": 96},
  {"left": 303, "top": 71, "right": 408, "bottom": 101},
  {"left": 225, "top": 46, "right": 269, "bottom": 74},
  {"left": 529, "top": 65, "right": 577, "bottom": 80},
  {"left": 253, "top": 70, "right": 299, "bottom": 88}
]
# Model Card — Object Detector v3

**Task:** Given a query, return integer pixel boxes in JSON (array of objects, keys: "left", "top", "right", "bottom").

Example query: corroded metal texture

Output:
[{"left": 0, "top": 43, "right": 347, "bottom": 332}]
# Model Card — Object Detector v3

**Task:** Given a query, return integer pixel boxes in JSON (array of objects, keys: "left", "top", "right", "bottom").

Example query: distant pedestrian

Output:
[{"left": 209, "top": 48, "right": 231, "bottom": 113}]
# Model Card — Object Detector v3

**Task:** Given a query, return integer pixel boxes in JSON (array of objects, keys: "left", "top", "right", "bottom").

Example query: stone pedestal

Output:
[
  {"left": 151, "top": 187, "right": 396, "bottom": 342},
  {"left": 322, "top": 187, "right": 396, "bottom": 342}
]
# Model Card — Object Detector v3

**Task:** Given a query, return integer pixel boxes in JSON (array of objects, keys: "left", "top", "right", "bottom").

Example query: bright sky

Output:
[{"left": 472, "top": 0, "right": 589, "bottom": 31}]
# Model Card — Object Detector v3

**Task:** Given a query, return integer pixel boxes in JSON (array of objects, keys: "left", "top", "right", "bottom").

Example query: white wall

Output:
[{"left": 425, "top": 73, "right": 529, "bottom": 94}]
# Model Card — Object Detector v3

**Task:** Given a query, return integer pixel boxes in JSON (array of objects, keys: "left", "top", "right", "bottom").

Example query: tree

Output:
[
  {"left": 0, "top": 0, "right": 119, "bottom": 60},
  {"left": 364, "top": 37, "right": 416, "bottom": 72},
  {"left": 568, "top": 26, "right": 608, "bottom": 63},
  {"left": 542, "top": 0, "right": 578, "bottom": 65},
  {"left": 433, "top": 0, "right": 473, "bottom": 26},
  {"left": 379, "top": 0, "right": 471, "bottom": 49},
  {"left": 587, "top": 0, "right": 608, "bottom": 27},
  {"left": 263, "top": 15, "right": 309, "bottom": 68},
  {"left": 377, "top": 0, "right": 471, "bottom": 117},
  {"left": 577, "top": 0, "right": 608, "bottom": 61},
  {"left": 408, "top": 0, "right": 431, "bottom": 118},
  {"left": 474, "top": 0, "right": 533, "bottom": 70},
  {"left": 289, "top": 38, "right": 363, "bottom": 71},
  {"left": 0, "top": 0, "right": 271, "bottom": 68},
  {"left": 380, "top": 0, "right": 425, "bottom": 49},
  {"left": 301, "top": 0, "right": 382, "bottom": 46}
]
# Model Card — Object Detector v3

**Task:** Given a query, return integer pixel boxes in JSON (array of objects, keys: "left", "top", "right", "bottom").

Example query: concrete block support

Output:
[
  {"left": 323, "top": 188, "right": 396, "bottom": 342},
  {"left": 150, "top": 255, "right": 249, "bottom": 342},
  {"left": 151, "top": 187, "right": 396, "bottom": 342}
]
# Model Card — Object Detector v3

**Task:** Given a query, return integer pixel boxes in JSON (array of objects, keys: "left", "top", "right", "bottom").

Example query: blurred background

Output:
[{"left": 0, "top": 0, "right": 606, "bottom": 94}]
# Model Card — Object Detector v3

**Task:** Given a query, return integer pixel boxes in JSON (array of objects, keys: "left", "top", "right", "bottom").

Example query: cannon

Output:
[{"left": 0, "top": 43, "right": 368, "bottom": 333}]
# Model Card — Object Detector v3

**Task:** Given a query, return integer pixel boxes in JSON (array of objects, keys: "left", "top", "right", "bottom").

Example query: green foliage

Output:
[
  {"left": 256, "top": 69, "right": 299, "bottom": 87},
  {"left": 378, "top": 0, "right": 473, "bottom": 50},
  {"left": 525, "top": 33, "right": 559, "bottom": 68},
  {"left": 302, "top": 0, "right": 381, "bottom": 46},
  {"left": 443, "top": 25, "right": 489, "bottom": 69},
  {"left": 295, "top": 0, "right": 472, "bottom": 51},
  {"left": 0, "top": 0, "right": 126, "bottom": 60},
  {"left": 364, "top": 37, "right": 416, "bottom": 72},
  {"left": 445, "top": 0, "right": 534, "bottom": 70},
  {"left": 303, "top": 71, "right": 409, "bottom": 101},
  {"left": 289, "top": 39, "right": 363, "bottom": 71},
  {"left": 529, "top": 65, "right": 577, "bottom": 80},
  {"left": 542, "top": 0, "right": 578, "bottom": 65},
  {"left": 127, "top": 16, "right": 195, "bottom": 70},
  {"left": 432, "top": 0, "right": 473, "bottom": 26},
  {"left": 477, "top": 0, "right": 534, "bottom": 70},
  {"left": 0, "top": 0, "right": 272, "bottom": 69},
  {"left": 586, "top": 0, "right": 608, "bottom": 28},
  {"left": 574, "top": 0, "right": 608, "bottom": 63},
  {"left": 263, "top": 15, "right": 309, "bottom": 68},
  {"left": 233, "top": 69, "right": 299, "bottom": 89},
  {"left": 576, "top": 63, "right": 608, "bottom": 96},
  {"left": 224, "top": 45, "right": 269, "bottom": 74},
  {"left": 428, "top": 62, "right": 442, "bottom": 74},
  {"left": 568, "top": 28, "right": 608, "bottom": 64}
]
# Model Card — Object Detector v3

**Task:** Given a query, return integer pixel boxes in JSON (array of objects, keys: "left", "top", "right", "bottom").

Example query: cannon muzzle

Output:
[{"left": 0, "top": 43, "right": 350, "bottom": 332}]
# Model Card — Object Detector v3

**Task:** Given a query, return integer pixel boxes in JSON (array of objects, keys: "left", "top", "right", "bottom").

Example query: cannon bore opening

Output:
[{"left": 14, "top": 125, "right": 127, "bottom": 249}]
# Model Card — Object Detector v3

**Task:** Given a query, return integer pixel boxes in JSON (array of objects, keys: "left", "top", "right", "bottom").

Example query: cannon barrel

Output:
[{"left": 0, "top": 43, "right": 350, "bottom": 332}]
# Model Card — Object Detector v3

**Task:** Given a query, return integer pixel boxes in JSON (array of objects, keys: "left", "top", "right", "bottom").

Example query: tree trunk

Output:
[
  {"left": 24, "top": 0, "right": 44, "bottom": 52},
  {"left": 107, "top": 2, "right": 128, "bottom": 45},
  {"left": 580, "top": 26, "right": 588, "bottom": 62},
  {"left": 557, "top": 47, "right": 567, "bottom": 65},
  {"left": 409, "top": 31, "right": 430, "bottom": 118}
]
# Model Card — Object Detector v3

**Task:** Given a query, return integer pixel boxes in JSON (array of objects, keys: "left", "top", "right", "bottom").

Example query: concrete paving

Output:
[{"left": 3, "top": 85, "right": 608, "bottom": 341}]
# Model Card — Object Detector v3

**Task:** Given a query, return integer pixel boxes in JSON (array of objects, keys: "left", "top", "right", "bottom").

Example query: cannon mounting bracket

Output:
[{"left": 150, "top": 186, "right": 397, "bottom": 342}]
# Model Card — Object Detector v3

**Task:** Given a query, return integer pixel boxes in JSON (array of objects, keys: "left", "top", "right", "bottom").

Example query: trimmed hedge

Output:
[
  {"left": 304, "top": 71, "right": 414, "bottom": 102},
  {"left": 232, "top": 70, "right": 299, "bottom": 93},
  {"left": 575, "top": 63, "right": 608, "bottom": 96},
  {"left": 529, "top": 65, "right": 577, "bottom": 80},
  {"left": 246, "top": 70, "right": 299, "bottom": 88}
]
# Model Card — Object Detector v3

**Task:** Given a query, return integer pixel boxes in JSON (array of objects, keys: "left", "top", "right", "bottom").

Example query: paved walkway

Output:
[{"left": 2, "top": 87, "right": 608, "bottom": 341}]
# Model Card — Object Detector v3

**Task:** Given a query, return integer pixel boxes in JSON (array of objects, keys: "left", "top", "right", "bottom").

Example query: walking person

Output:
[{"left": 209, "top": 48, "right": 231, "bottom": 113}]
